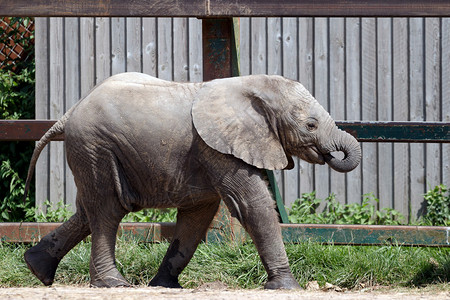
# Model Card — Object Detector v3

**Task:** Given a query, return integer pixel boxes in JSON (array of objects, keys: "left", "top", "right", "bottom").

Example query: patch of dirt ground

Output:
[{"left": 0, "top": 284, "right": 449, "bottom": 300}]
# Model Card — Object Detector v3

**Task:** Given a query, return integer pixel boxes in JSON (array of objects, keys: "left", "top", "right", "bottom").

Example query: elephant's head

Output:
[{"left": 192, "top": 75, "right": 361, "bottom": 173}]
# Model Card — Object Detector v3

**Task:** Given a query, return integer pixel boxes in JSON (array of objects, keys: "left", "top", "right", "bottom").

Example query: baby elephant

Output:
[{"left": 24, "top": 73, "right": 361, "bottom": 289}]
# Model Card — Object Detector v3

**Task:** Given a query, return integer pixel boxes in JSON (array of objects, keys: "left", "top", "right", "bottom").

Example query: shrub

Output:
[
  {"left": 288, "top": 192, "right": 406, "bottom": 225},
  {"left": 421, "top": 184, "right": 449, "bottom": 226},
  {"left": 0, "top": 17, "right": 35, "bottom": 119},
  {"left": 0, "top": 160, "right": 33, "bottom": 221},
  {"left": 25, "top": 200, "right": 74, "bottom": 222},
  {"left": 122, "top": 208, "right": 177, "bottom": 223},
  {"left": 0, "top": 17, "right": 35, "bottom": 222}
]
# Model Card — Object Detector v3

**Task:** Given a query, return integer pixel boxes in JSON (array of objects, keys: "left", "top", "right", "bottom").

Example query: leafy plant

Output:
[
  {"left": 288, "top": 192, "right": 405, "bottom": 225},
  {"left": 287, "top": 192, "right": 326, "bottom": 224},
  {"left": 22, "top": 200, "right": 177, "bottom": 223},
  {"left": 421, "top": 184, "right": 449, "bottom": 226},
  {"left": 28, "top": 200, "right": 74, "bottom": 222},
  {"left": 0, "top": 17, "right": 35, "bottom": 222},
  {"left": 122, "top": 208, "right": 177, "bottom": 223},
  {"left": 0, "top": 160, "right": 33, "bottom": 221},
  {"left": 0, "top": 17, "right": 35, "bottom": 120}
]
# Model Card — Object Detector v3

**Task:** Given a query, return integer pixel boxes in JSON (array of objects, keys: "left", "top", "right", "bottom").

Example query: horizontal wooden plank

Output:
[
  {"left": 336, "top": 121, "right": 450, "bottom": 143},
  {"left": 1, "top": 0, "right": 450, "bottom": 17},
  {"left": 1, "top": 222, "right": 449, "bottom": 247},
  {"left": 1, "top": 120, "right": 448, "bottom": 143},
  {"left": 0, "top": 0, "right": 205, "bottom": 17},
  {"left": 0, "top": 120, "right": 64, "bottom": 141},
  {"left": 0, "top": 222, "right": 176, "bottom": 243}
]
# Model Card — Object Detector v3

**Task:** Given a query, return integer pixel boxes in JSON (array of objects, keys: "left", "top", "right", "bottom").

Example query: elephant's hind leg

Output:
[
  {"left": 87, "top": 201, "right": 129, "bottom": 288},
  {"left": 24, "top": 205, "right": 91, "bottom": 286},
  {"left": 149, "top": 200, "right": 220, "bottom": 288}
]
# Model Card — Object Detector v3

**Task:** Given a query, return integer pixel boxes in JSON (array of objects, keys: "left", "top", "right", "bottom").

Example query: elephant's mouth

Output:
[{"left": 299, "top": 145, "right": 326, "bottom": 165}]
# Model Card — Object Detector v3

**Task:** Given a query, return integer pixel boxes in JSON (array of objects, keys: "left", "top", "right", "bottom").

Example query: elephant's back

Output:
[
  {"left": 65, "top": 73, "right": 199, "bottom": 173},
  {"left": 67, "top": 73, "right": 197, "bottom": 138}
]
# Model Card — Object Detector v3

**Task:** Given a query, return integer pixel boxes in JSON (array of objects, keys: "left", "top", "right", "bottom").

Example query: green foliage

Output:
[
  {"left": 421, "top": 185, "right": 450, "bottom": 226},
  {"left": 288, "top": 192, "right": 406, "bottom": 225},
  {"left": 0, "top": 63, "right": 35, "bottom": 119},
  {"left": 26, "top": 200, "right": 74, "bottom": 222},
  {"left": 0, "top": 243, "right": 42, "bottom": 286},
  {"left": 0, "top": 147, "right": 34, "bottom": 222},
  {"left": 122, "top": 208, "right": 177, "bottom": 223},
  {"left": 287, "top": 192, "right": 326, "bottom": 224},
  {"left": 0, "top": 160, "right": 33, "bottom": 221},
  {"left": 0, "top": 17, "right": 35, "bottom": 120},
  {"left": 25, "top": 204, "right": 176, "bottom": 223},
  {"left": 0, "top": 239, "right": 449, "bottom": 289},
  {"left": 286, "top": 242, "right": 450, "bottom": 289},
  {"left": 0, "top": 17, "right": 35, "bottom": 222}
]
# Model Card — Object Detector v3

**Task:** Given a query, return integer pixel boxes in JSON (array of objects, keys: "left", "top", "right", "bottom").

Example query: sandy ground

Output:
[{"left": 0, "top": 284, "right": 449, "bottom": 300}]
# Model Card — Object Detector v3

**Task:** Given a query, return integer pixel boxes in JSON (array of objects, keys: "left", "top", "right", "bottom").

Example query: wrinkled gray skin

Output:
[{"left": 23, "top": 73, "right": 361, "bottom": 289}]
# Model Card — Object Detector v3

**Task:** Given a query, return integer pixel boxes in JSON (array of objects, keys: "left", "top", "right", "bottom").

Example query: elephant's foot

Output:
[
  {"left": 264, "top": 274, "right": 302, "bottom": 290},
  {"left": 90, "top": 270, "right": 131, "bottom": 288},
  {"left": 24, "top": 241, "right": 60, "bottom": 286},
  {"left": 149, "top": 273, "right": 182, "bottom": 289}
]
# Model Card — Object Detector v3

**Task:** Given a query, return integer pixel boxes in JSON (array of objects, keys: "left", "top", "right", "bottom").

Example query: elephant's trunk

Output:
[{"left": 323, "top": 129, "right": 361, "bottom": 173}]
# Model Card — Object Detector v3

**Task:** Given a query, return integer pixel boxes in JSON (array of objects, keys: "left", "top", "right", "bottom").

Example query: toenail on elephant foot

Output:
[
  {"left": 264, "top": 276, "right": 302, "bottom": 290},
  {"left": 90, "top": 275, "right": 131, "bottom": 288},
  {"left": 24, "top": 244, "right": 60, "bottom": 286}
]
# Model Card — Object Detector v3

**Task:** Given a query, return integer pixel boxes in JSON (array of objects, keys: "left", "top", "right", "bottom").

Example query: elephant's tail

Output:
[{"left": 23, "top": 107, "right": 74, "bottom": 203}]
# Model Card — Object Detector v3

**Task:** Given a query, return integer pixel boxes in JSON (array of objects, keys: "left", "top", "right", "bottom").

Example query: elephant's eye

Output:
[{"left": 306, "top": 120, "right": 318, "bottom": 132}]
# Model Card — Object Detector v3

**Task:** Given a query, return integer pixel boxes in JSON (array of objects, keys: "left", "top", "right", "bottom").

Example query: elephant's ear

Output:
[{"left": 192, "top": 76, "right": 291, "bottom": 170}]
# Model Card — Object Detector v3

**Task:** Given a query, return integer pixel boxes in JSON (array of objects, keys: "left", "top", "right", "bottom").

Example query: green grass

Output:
[{"left": 0, "top": 238, "right": 449, "bottom": 289}]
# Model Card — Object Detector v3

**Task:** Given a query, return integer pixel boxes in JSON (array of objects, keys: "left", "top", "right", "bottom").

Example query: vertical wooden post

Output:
[
  {"left": 201, "top": 18, "right": 288, "bottom": 243},
  {"left": 202, "top": 18, "right": 235, "bottom": 80},
  {"left": 202, "top": 18, "right": 247, "bottom": 242}
]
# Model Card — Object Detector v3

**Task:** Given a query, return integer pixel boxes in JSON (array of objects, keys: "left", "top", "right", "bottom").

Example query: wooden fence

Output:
[{"left": 33, "top": 16, "right": 449, "bottom": 221}]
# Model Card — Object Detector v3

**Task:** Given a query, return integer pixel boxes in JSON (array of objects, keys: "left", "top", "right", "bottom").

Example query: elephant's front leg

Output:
[
  {"left": 149, "top": 199, "right": 220, "bottom": 288},
  {"left": 217, "top": 169, "right": 301, "bottom": 290}
]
